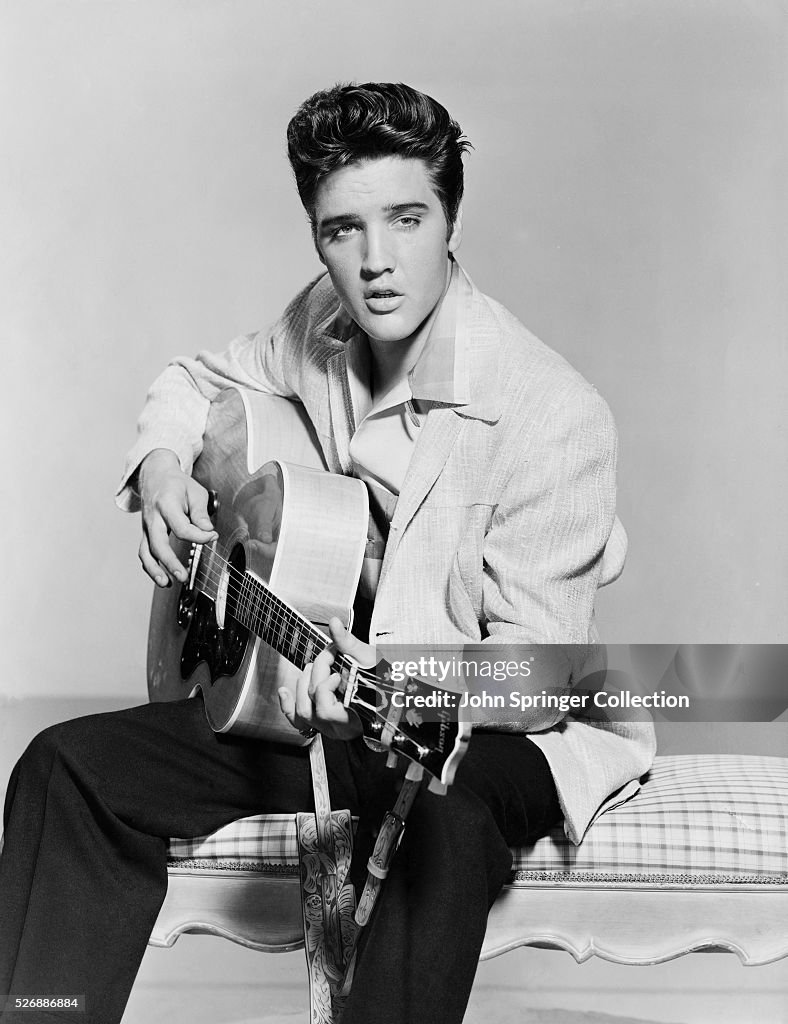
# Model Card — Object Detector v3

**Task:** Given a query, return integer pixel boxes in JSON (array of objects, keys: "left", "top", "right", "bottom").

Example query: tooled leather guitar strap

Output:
[
  {"left": 296, "top": 736, "right": 357, "bottom": 1024},
  {"left": 296, "top": 739, "right": 424, "bottom": 1023}
]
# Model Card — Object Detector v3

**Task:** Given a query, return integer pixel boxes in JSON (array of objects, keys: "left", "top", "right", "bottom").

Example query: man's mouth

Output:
[{"left": 364, "top": 289, "right": 403, "bottom": 313}]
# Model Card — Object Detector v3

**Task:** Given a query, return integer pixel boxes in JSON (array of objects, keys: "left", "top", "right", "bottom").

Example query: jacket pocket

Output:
[{"left": 447, "top": 504, "right": 494, "bottom": 633}]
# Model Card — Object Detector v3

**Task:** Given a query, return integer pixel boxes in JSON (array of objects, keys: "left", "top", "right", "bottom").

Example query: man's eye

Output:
[
  {"left": 331, "top": 224, "right": 357, "bottom": 239},
  {"left": 397, "top": 216, "right": 420, "bottom": 229}
]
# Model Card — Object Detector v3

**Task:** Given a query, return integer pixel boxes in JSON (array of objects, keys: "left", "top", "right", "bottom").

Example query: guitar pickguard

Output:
[{"left": 177, "top": 544, "right": 250, "bottom": 688}]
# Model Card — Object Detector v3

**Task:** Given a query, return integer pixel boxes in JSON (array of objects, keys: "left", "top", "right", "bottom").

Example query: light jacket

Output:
[{"left": 118, "top": 264, "right": 655, "bottom": 843}]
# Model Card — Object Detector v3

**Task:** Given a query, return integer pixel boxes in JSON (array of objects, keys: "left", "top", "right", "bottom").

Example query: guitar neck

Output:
[
  {"left": 198, "top": 550, "right": 359, "bottom": 684},
  {"left": 194, "top": 546, "right": 469, "bottom": 787},
  {"left": 242, "top": 572, "right": 357, "bottom": 679}
]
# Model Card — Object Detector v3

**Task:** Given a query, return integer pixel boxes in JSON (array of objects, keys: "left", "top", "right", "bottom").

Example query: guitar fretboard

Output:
[
  {"left": 195, "top": 548, "right": 358, "bottom": 682},
  {"left": 238, "top": 569, "right": 356, "bottom": 680},
  {"left": 190, "top": 544, "right": 465, "bottom": 783}
]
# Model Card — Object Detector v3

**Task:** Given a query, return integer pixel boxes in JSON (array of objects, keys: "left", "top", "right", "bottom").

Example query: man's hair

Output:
[{"left": 286, "top": 82, "right": 471, "bottom": 231}]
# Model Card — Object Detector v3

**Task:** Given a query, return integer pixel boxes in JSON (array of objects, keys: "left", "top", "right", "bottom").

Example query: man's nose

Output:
[{"left": 361, "top": 227, "right": 396, "bottom": 277}]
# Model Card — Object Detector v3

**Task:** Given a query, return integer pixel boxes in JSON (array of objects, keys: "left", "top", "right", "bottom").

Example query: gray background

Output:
[
  {"left": 2, "top": 0, "right": 786, "bottom": 701},
  {"left": 1, "top": 3, "right": 787, "bottom": 1020}
]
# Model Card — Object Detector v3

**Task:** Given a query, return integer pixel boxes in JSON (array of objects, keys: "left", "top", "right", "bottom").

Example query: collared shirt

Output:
[{"left": 326, "top": 258, "right": 471, "bottom": 604}]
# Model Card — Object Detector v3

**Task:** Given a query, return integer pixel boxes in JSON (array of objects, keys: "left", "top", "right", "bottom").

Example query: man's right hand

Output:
[{"left": 137, "top": 449, "right": 218, "bottom": 587}]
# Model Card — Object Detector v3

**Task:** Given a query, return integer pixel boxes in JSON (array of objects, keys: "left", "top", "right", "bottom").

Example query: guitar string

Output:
[
  {"left": 184, "top": 559, "right": 409, "bottom": 733},
  {"left": 173, "top": 552, "right": 456, "bottom": 755},
  {"left": 194, "top": 557, "right": 354, "bottom": 673},
  {"left": 195, "top": 569, "right": 398, "bottom": 704},
  {"left": 187, "top": 547, "right": 383, "bottom": 685},
  {"left": 183, "top": 549, "right": 405, "bottom": 699},
  {"left": 191, "top": 548, "right": 342, "bottom": 658},
  {"left": 189, "top": 562, "right": 430, "bottom": 738},
  {"left": 183, "top": 552, "right": 459, "bottom": 742}
]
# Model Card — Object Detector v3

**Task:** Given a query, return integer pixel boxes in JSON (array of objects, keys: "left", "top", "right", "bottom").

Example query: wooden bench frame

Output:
[
  {"left": 151, "top": 749, "right": 788, "bottom": 979},
  {"left": 152, "top": 857, "right": 788, "bottom": 969}
]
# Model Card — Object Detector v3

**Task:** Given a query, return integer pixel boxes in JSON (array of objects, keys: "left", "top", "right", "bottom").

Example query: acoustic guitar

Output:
[{"left": 147, "top": 387, "right": 470, "bottom": 789}]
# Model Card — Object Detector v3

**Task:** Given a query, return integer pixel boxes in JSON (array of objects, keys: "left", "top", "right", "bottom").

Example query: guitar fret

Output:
[
  {"left": 244, "top": 580, "right": 255, "bottom": 631},
  {"left": 234, "top": 575, "right": 248, "bottom": 630},
  {"left": 284, "top": 610, "right": 296, "bottom": 661},
  {"left": 240, "top": 573, "right": 347, "bottom": 676},
  {"left": 235, "top": 567, "right": 396, "bottom": 723},
  {"left": 238, "top": 575, "right": 249, "bottom": 629},
  {"left": 280, "top": 607, "right": 294, "bottom": 661},
  {"left": 274, "top": 608, "right": 287, "bottom": 655}
]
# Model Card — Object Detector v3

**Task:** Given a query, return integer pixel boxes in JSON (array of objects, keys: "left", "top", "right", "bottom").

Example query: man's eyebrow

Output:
[
  {"left": 318, "top": 201, "right": 431, "bottom": 232},
  {"left": 385, "top": 201, "right": 430, "bottom": 215},
  {"left": 318, "top": 213, "right": 363, "bottom": 231}
]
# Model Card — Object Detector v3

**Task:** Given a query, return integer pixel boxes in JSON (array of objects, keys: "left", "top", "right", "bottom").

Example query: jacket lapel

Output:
[
  {"left": 326, "top": 351, "right": 355, "bottom": 475},
  {"left": 317, "top": 306, "right": 361, "bottom": 476},
  {"left": 378, "top": 408, "right": 466, "bottom": 581},
  {"left": 377, "top": 268, "right": 504, "bottom": 587}
]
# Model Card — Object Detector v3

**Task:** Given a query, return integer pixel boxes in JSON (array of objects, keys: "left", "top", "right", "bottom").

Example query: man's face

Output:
[{"left": 313, "top": 156, "right": 462, "bottom": 345}]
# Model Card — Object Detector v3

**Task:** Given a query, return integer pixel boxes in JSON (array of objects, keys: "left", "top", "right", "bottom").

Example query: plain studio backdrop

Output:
[{"left": 1, "top": 2, "right": 786, "bottom": 1023}]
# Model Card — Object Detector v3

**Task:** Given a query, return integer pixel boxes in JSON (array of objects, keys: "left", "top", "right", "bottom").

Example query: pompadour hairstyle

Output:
[{"left": 286, "top": 82, "right": 471, "bottom": 231}]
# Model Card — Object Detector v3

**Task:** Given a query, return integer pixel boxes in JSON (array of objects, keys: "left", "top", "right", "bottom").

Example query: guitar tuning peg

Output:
[
  {"left": 386, "top": 751, "right": 398, "bottom": 769},
  {"left": 427, "top": 778, "right": 447, "bottom": 796}
]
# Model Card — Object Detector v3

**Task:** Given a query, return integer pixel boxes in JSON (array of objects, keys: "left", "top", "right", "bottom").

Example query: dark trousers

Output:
[{"left": 0, "top": 697, "right": 561, "bottom": 1024}]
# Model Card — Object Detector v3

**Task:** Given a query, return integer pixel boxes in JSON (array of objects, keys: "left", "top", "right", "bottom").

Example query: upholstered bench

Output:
[{"left": 151, "top": 754, "right": 788, "bottom": 968}]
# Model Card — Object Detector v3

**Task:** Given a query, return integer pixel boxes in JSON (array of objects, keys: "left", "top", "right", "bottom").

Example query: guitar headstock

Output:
[{"left": 347, "top": 664, "right": 471, "bottom": 789}]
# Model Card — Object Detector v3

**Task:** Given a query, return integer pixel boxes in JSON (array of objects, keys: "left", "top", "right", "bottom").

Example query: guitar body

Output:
[{"left": 147, "top": 388, "right": 369, "bottom": 745}]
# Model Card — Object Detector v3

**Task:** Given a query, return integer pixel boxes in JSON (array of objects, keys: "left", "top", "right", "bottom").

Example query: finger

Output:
[
  {"left": 157, "top": 498, "right": 216, "bottom": 545},
  {"left": 278, "top": 686, "right": 297, "bottom": 729},
  {"left": 295, "top": 663, "right": 315, "bottom": 724},
  {"left": 328, "top": 617, "right": 375, "bottom": 665},
  {"left": 185, "top": 482, "right": 218, "bottom": 536},
  {"left": 313, "top": 672, "right": 344, "bottom": 719},
  {"left": 313, "top": 676, "right": 362, "bottom": 738},
  {"left": 308, "top": 647, "right": 335, "bottom": 698},
  {"left": 138, "top": 534, "right": 170, "bottom": 588},
  {"left": 145, "top": 515, "right": 189, "bottom": 583}
]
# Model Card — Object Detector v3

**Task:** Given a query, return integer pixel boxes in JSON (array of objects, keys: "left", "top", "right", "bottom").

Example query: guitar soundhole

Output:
[{"left": 179, "top": 543, "right": 250, "bottom": 684}]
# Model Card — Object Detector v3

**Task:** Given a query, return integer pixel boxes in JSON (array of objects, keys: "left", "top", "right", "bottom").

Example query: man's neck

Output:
[{"left": 368, "top": 332, "right": 426, "bottom": 404}]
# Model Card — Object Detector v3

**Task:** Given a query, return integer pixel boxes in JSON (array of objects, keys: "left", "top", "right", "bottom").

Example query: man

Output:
[{"left": 0, "top": 83, "right": 654, "bottom": 1024}]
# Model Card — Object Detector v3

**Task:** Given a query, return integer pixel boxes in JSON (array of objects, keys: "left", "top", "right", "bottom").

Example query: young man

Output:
[{"left": 0, "top": 83, "right": 654, "bottom": 1024}]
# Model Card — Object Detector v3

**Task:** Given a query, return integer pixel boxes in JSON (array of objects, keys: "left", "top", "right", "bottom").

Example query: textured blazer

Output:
[{"left": 119, "top": 264, "right": 656, "bottom": 843}]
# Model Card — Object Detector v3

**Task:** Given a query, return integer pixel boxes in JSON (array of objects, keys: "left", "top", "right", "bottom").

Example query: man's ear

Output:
[{"left": 448, "top": 204, "right": 463, "bottom": 253}]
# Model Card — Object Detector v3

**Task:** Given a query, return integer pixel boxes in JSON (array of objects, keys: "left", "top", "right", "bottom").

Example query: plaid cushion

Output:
[
  {"left": 167, "top": 755, "right": 788, "bottom": 884},
  {"left": 514, "top": 754, "right": 788, "bottom": 884},
  {"left": 169, "top": 814, "right": 306, "bottom": 872}
]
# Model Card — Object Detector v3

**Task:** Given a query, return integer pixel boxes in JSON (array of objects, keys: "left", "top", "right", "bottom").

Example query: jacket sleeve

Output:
[
  {"left": 115, "top": 277, "right": 321, "bottom": 512},
  {"left": 471, "top": 386, "right": 623, "bottom": 732}
]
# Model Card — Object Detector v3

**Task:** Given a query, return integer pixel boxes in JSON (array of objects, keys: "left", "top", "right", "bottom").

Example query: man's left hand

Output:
[{"left": 278, "top": 618, "right": 374, "bottom": 741}]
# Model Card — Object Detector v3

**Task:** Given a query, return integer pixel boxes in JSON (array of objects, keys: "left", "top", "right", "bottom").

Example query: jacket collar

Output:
[{"left": 315, "top": 259, "right": 501, "bottom": 423}]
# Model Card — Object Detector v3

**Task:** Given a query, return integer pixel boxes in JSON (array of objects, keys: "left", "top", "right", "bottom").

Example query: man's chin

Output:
[{"left": 362, "top": 318, "right": 416, "bottom": 345}]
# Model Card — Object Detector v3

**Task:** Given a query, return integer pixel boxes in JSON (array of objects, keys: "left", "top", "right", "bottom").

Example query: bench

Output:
[{"left": 152, "top": 753, "right": 788, "bottom": 968}]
